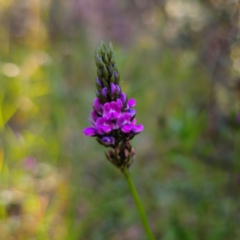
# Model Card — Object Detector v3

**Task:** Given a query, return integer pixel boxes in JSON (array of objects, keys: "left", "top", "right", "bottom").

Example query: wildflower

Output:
[{"left": 83, "top": 43, "right": 144, "bottom": 168}]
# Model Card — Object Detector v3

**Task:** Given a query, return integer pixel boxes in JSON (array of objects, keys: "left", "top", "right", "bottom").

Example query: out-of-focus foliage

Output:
[{"left": 0, "top": 0, "right": 240, "bottom": 239}]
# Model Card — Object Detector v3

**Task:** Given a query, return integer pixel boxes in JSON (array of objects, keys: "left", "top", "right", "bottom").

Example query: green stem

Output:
[{"left": 121, "top": 166, "right": 155, "bottom": 240}]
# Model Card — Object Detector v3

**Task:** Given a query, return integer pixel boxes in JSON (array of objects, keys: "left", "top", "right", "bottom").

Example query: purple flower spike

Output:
[
  {"left": 83, "top": 127, "right": 98, "bottom": 136},
  {"left": 83, "top": 43, "right": 144, "bottom": 168}
]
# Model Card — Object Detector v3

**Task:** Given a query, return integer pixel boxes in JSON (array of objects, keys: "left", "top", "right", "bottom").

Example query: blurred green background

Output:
[{"left": 0, "top": 0, "right": 240, "bottom": 239}]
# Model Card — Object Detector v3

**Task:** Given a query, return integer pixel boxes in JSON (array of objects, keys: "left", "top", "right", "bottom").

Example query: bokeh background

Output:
[{"left": 1, "top": 0, "right": 240, "bottom": 239}]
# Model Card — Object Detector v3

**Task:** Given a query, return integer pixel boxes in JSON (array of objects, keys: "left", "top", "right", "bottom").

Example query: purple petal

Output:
[
  {"left": 120, "top": 93, "right": 126, "bottom": 104},
  {"left": 103, "top": 102, "right": 111, "bottom": 117},
  {"left": 132, "top": 118, "right": 137, "bottom": 125},
  {"left": 121, "top": 124, "right": 133, "bottom": 133},
  {"left": 88, "top": 118, "right": 95, "bottom": 126},
  {"left": 114, "top": 70, "right": 118, "bottom": 79},
  {"left": 102, "top": 136, "right": 115, "bottom": 145},
  {"left": 128, "top": 98, "right": 136, "bottom": 108},
  {"left": 96, "top": 117, "right": 104, "bottom": 126},
  {"left": 83, "top": 127, "right": 97, "bottom": 136},
  {"left": 110, "top": 83, "right": 116, "bottom": 95},
  {"left": 99, "top": 126, "right": 111, "bottom": 133},
  {"left": 103, "top": 101, "right": 122, "bottom": 119},
  {"left": 116, "top": 85, "right": 121, "bottom": 94},
  {"left": 116, "top": 99, "right": 123, "bottom": 109},
  {"left": 116, "top": 113, "right": 131, "bottom": 128},
  {"left": 93, "top": 98, "right": 102, "bottom": 113},
  {"left": 113, "top": 111, "right": 121, "bottom": 119},
  {"left": 133, "top": 124, "right": 144, "bottom": 133},
  {"left": 102, "top": 87, "right": 108, "bottom": 97},
  {"left": 128, "top": 109, "right": 136, "bottom": 117},
  {"left": 111, "top": 101, "right": 121, "bottom": 112},
  {"left": 96, "top": 117, "right": 112, "bottom": 127},
  {"left": 96, "top": 77, "right": 102, "bottom": 87},
  {"left": 96, "top": 117, "right": 114, "bottom": 132},
  {"left": 91, "top": 110, "right": 98, "bottom": 122}
]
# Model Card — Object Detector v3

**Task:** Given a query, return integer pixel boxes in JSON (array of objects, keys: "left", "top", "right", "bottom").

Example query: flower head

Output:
[{"left": 83, "top": 43, "right": 144, "bottom": 168}]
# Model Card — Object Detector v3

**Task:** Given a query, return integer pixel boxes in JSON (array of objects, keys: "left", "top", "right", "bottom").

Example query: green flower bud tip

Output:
[
  {"left": 110, "top": 75, "right": 115, "bottom": 83},
  {"left": 108, "top": 65, "right": 113, "bottom": 75},
  {"left": 98, "top": 57, "right": 105, "bottom": 68},
  {"left": 102, "top": 78, "right": 108, "bottom": 87},
  {"left": 110, "top": 57, "right": 116, "bottom": 65},
  {"left": 103, "top": 53, "right": 108, "bottom": 64},
  {"left": 100, "top": 42, "right": 107, "bottom": 55},
  {"left": 107, "top": 44, "right": 113, "bottom": 58},
  {"left": 101, "top": 42, "right": 108, "bottom": 51},
  {"left": 103, "top": 66, "right": 108, "bottom": 78},
  {"left": 97, "top": 69, "right": 102, "bottom": 77},
  {"left": 109, "top": 42, "right": 114, "bottom": 52},
  {"left": 96, "top": 82, "right": 102, "bottom": 91}
]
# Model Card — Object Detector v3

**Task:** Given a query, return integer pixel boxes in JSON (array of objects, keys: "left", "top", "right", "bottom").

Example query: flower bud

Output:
[
  {"left": 114, "top": 70, "right": 120, "bottom": 84},
  {"left": 108, "top": 65, "right": 113, "bottom": 75},
  {"left": 96, "top": 56, "right": 105, "bottom": 68},
  {"left": 109, "top": 42, "right": 114, "bottom": 52},
  {"left": 102, "top": 79, "right": 108, "bottom": 88},
  {"left": 96, "top": 77, "right": 102, "bottom": 87},
  {"left": 110, "top": 74, "right": 115, "bottom": 83},
  {"left": 106, "top": 150, "right": 114, "bottom": 162},
  {"left": 83, "top": 43, "right": 144, "bottom": 169},
  {"left": 101, "top": 136, "right": 115, "bottom": 146},
  {"left": 113, "top": 63, "right": 118, "bottom": 70},
  {"left": 103, "top": 53, "right": 108, "bottom": 64},
  {"left": 97, "top": 69, "right": 102, "bottom": 77},
  {"left": 103, "top": 66, "right": 109, "bottom": 78},
  {"left": 102, "top": 87, "right": 108, "bottom": 98},
  {"left": 96, "top": 83, "right": 102, "bottom": 91}
]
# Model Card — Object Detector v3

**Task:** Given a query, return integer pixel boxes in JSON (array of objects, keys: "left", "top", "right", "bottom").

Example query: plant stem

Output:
[{"left": 121, "top": 166, "right": 155, "bottom": 240}]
